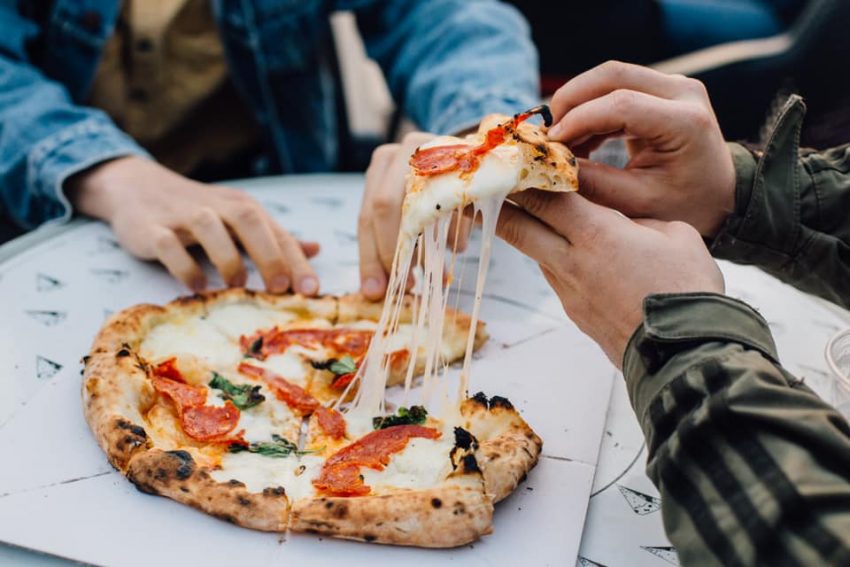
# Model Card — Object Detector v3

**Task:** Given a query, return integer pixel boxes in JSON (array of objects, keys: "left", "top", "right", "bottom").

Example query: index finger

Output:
[
  {"left": 550, "top": 61, "right": 695, "bottom": 124},
  {"left": 550, "top": 90, "right": 686, "bottom": 147},
  {"left": 494, "top": 201, "right": 571, "bottom": 272},
  {"left": 508, "top": 190, "right": 611, "bottom": 244}
]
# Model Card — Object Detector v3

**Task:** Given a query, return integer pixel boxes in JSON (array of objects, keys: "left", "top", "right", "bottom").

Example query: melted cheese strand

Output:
[
  {"left": 343, "top": 236, "right": 415, "bottom": 417},
  {"left": 458, "top": 192, "right": 507, "bottom": 400}
]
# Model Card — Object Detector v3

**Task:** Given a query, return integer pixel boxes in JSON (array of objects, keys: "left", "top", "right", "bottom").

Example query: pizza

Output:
[{"left": 82, "top": 288, "right": 541, "bottom": 547}]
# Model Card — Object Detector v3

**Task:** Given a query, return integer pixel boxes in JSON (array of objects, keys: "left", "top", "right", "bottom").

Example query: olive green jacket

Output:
[{"left": 625, "top": 95, "right": 850, "bottom": 566}]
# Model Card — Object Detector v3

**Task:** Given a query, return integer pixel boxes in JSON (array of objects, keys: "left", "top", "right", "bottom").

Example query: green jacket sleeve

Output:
[
  {"left": 711, "top": 95, "right": 850, "bottom": 308},
  {"left": 624, "top": 293, "right": 850, "bottom": 566}
]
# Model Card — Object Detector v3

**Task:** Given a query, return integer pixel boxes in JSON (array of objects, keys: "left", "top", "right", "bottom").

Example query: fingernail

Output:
[
  {"left": 548, "top": 122, "right": 563, "bottom": 139},
  {"left": 299, "top": 276, "right": 319, "bottom": 295},
  {"left": 229, "top": 271, "right": 247, "bottom": 288},
  {"left": 190, "top": 277, "right": 207, "bottom": 292},
  {"left": 270, "top": 274, "right": 290, "bottom": 293},
  {"left": 362, "top": 277, "right": 383, "bottom": 297}
]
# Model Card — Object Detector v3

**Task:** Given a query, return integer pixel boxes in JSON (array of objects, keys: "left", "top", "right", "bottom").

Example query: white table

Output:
[{"left": 1, "top": 174, "right": 847, "bottom": 567}]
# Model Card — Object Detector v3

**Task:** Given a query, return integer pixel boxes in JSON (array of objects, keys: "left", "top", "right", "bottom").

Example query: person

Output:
[
  {"left": 489, "top": 60, "right": 850, "bottom": 565},
  {"left": 0, "top": 0, "right": 538, "bottom": 296}
]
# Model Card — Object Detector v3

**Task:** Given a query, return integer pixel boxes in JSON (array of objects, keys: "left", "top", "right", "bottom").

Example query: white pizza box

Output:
[{"left": 0, "top": 175, "right": 615, "bottom": 566}]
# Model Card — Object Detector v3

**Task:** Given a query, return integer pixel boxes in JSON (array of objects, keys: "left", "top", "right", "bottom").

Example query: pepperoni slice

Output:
[
  {"left": 313, "top": 425, "right": 441, "bottom": 496},
  {"left": 154, "top": 358, "right": 185, "bottom": 382},
  {"left": 388, "top": 349, "right": 410, "bottom": 372},
  {"left": 181, "top": 402, "right": 241, "bottom": 441},
  {"left": 313, "top": 463, "right": 368, "bottom": 497},
  {"left": 238, "top": 363, "right": 318, "bottom": 415},
  {"left": 409, "top": 144, "right": 479, "bottom": 177},
  {"left": 151, "top": 375, "right": 207, "bottom": 409},
  {"left": 240, "top": 328, "right": 374, "bottom": 360},
  {"left": 315, "top": 405, "right": 347, "bottom": 440},
  {"left": 151, "top": 363, "right": 242, "bottom": 444},
  {"left": 330, "top": 372, "right": 356, "bottom": 391},
  {"left": 410, "top": 110, "right": 540, "bottom": 178}
]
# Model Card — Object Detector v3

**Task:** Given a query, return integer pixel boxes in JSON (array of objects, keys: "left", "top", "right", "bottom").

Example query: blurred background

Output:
[
  {"left": 2, "top": 0, "right": 849, "bottom": 245},
  {"left": 340, "top": 0, "right": 849, "bottom": 152}
]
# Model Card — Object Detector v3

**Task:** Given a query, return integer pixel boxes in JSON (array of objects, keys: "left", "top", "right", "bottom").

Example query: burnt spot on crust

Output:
[
  {"left": 130, "top": 478, "right": 159, "bottom": 495},
  {"left": 326, "top": 501, "right": 349, "bottom": 519},
  {"left": 452, "top": 501, "right": 468, "bottom": 516},
  {"left": 470, "top": 392, "right": 489, "bottom": 407},
  {"left": 227, "top": 479, "right": 246, "bottom": 488},
  {"left": 116, "top": 419, "right": 148, "bottom": 439},
  {"left": 364, "top": 534, "right": 377, "bottom": 543},
  {"left": 461, "top": 454, "right": 482, "bottom": 475},
  {"left": 237, "top": 496, "right": 252, "bottom": 507},
  {"left": 453, "top": 427, "right": 478, "bottom": 450},
  {"left": 470, "top": 392, "right": 515, "bottom": 411},
  {"left": 262, "top": 486, "right": 286, "bottom": 498},
  {"left": 489, "top": 396, "right": 514, "bottom": 411},
  {"left": 81, "top": 355, "right": 91, "bottom": 365},
  {"left": 431, "top": 497, "right": 443, "bottom": 509},
  {"left": 214, "top": 512, "right": 237, "bottom": 524},
  {"left": 165, "top": 450, "right": 195, "bottom": 480},
  {"left": 116, "top": 348, "right": 131, "bottom": 357},
  {"left": 568, "top": 155, "right": 577, "bottom": 167}
]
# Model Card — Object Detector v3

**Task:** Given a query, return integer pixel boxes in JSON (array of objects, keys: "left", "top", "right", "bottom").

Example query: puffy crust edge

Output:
[
  {"left": 462, "top": 395, "right": 543, "bottom": 503},
  {"left": 289, "top": 468, "right": 492, "bottom": 547},
  {"left": 127, "top": 449, "right": 289, "bottom": 531}
]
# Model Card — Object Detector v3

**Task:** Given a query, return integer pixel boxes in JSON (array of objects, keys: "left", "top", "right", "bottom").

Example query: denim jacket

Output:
[{"left": 0, "top": 0, "right": 539, "bottom": 229}]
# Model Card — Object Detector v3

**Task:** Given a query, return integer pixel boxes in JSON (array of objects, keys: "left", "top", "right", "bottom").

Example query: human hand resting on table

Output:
[
  {"left": 357, "top": 132, "right": 472, "bottom": 300},
  {"left": 67, "top": 156, "right": 320, "bottom": 294},
  {"left": 496, "top": 191, "right": 724, "bottom": 366},
  {"left": 548, "top": 61, "right": 736, "bottom": 238}
]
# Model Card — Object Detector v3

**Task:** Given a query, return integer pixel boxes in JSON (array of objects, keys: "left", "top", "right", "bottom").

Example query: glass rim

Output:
[{"left": 825, "top": 328, "right": 850, "bottom": 388}]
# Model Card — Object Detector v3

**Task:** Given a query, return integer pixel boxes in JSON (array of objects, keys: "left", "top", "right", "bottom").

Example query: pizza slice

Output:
[{"left": 401, "top": 105, "right": 579, "bottom": 238}]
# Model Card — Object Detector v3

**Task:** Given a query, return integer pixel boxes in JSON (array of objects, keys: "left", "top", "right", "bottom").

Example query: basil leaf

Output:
[
  {"left": 209, "top": 372, "right": 265, "bottom": 410},
  {"left": 329, "top": 355, "right": 357, "bottom": 376},
  {"left": 373, "top": 405, "right": 428, "bottom": 430},
  {"left": 229, "top": 435, "right": 317, "bottom": 458}
]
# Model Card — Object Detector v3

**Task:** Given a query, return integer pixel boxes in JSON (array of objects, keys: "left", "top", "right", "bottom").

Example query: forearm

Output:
[
  {"left": 0, "top": 56, "right": 148, "bottom": 229},
  {"left": 352, "top": 0, "right": 539, "bottom": 134},
  {"left": 624, "top": 293, "right": 850, "bottom": 566},
  {"left": 712, "top": 95, "right": 850, "bottom": 308}
]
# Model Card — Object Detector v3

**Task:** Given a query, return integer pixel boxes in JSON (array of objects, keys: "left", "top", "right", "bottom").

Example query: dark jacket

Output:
[{"left": 627, "top": 95, "right": 850, "bottom": 566}]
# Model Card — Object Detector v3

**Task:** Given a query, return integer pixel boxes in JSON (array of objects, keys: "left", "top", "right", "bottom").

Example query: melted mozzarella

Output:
[
  {"left": 237, "top": 399, "right": 300, "bottom": 444},
  {"left": 401, "top": 144, "right": 521, "bottom": 237},
  {"left": 204, "top": 302, "right": 297, "bottom": 340},
  {"left": 362, "top": 435, "right": 454, "bottom": 491},
  {"left": 140, "top": 317, "right": 241, "bottom": 368},
  {"left": 253, "top": 346, "right": 320, "bottom": 386},
  {"left": 212, "top": 453, "right": 324, "bottom": 500}
]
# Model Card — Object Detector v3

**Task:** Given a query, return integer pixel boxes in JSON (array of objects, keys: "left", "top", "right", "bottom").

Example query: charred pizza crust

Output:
[{"left": 82, "top": 289, "right": 540, "bottom": 546}]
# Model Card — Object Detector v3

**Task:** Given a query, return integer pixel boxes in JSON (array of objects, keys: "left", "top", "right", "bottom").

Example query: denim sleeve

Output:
[
  {"left": 345, "top": 0, "right": 540, "bottom": 135},
  {"left": 0, "top": 7, "right": 148, "bottom": 229}
]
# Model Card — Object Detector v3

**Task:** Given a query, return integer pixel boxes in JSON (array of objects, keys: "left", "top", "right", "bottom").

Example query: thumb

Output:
[{"left": 577, "top": 158, "right": 653, "bottom": 218}]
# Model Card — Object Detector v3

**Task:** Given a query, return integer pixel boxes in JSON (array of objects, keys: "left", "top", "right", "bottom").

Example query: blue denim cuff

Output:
[
  {"left": 27, "top": 115, "right": 150, "bottom": 226},
  {"left": 430, "top": 88, "right": 540, "bottom": 136}
]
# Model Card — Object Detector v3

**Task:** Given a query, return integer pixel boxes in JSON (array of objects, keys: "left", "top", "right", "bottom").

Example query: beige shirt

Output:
[{"left": 89, "top": 0, "right": 260, "bottom": 177}]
